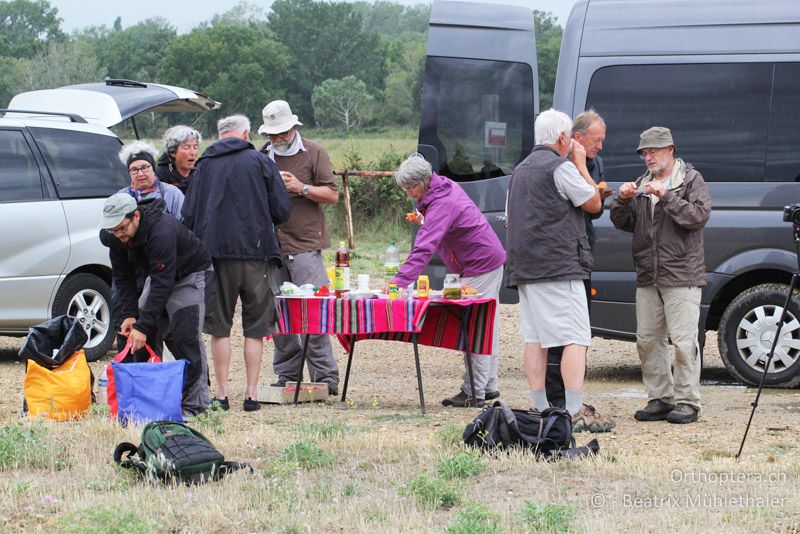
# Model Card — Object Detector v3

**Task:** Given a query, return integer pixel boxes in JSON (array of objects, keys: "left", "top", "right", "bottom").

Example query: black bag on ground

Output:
[
  {"left": 18, "top": 315, "right": 88, "bottom": 369},
  {"left": 114, "top": 420, "right": 252, "bottom": 484},
  {"left": 463, "top": 401, "right": 599, "bottom": 459}
]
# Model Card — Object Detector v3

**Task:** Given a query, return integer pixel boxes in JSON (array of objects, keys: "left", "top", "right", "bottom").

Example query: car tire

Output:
[
  {"left": 718, "top": 283, "right": 800, "bottom": 388},
  {"left": 52, "top": 273, "right": 114, "bottom": 362}
]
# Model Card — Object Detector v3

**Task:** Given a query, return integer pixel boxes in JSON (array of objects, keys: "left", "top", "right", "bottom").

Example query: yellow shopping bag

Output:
[{"left": 24, "top": 349, "right": 92, "bottom": 421}]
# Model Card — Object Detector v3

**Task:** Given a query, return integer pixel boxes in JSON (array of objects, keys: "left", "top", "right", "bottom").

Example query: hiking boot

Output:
[
  {"left": 485, "top": 390, "right": 500, "bottom": 400},
  {"left": 243, "top": 397, "right": 261, "bottom": 412},
  {"left": 634, "top": 399, "right": 675, "bottom": 421},
  {"left": 211, "top": 397, "right": 229, "bottom": 411},
  {"left": 666, "top": 403, "right": 699, "bottom": 424},
  {"left": 271, "top": 380, "right": 287, "bottom": 388},
  {"left": 441, "top": 390, "right": 485, "bottom": 408},
  {"left": 327, "top": 384, "right": 339, "bottom": 396},
  {"left": 572, "top": 403, "right": 616, "bottom": 433}
]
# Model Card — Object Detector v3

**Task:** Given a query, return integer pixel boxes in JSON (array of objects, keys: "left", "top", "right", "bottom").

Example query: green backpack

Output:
[{"left": 114, "top": 420, "right": 250, "bottom": 483}]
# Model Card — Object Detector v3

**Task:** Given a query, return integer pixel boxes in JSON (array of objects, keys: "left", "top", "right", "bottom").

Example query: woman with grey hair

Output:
[
  {"left": 156, "top": 125, "right": 202, "bottom": 193},
  {"left": 118, "top": 140, "right": 184, "bottom": 218},
  {"left": 389, "top": 153, "right": 507, "bottom": 408}
]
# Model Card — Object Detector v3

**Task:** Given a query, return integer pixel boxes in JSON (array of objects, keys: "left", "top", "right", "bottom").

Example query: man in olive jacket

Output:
[{"left": 609, "top": 127, "right": 711, "bottom": 424}]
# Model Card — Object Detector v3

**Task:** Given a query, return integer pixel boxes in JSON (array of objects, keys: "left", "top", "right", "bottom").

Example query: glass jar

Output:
[{"left": 443, "top": 273, "right": 462, "bottom": 300}]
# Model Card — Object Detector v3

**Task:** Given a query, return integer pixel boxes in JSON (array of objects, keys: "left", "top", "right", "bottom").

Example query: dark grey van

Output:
[{"left": 419, "top": 0, "right": 800, "bottom": 387}]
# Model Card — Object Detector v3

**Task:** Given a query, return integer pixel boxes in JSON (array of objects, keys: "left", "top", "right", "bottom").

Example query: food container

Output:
[
  {"left": 443, "top": 273, "right": 462, "bottom": 300},
  {"left": 417, "top": 275, "right": 429, "bottom": 299}
]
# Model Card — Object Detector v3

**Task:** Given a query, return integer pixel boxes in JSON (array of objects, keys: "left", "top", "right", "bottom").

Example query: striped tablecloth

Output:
[{"left": 276, "top": 296, "right": 496, "bottom": 355}]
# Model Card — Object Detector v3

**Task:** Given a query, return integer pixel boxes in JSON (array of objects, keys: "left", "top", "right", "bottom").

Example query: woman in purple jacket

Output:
[{"left": 391, "top": 154, "right": 506, "bottom": 408}]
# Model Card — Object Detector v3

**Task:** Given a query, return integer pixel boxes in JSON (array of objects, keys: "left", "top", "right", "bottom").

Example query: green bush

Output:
[
  {"left": 517, "top": 501, "right": 575, "bottom": 533},
  {"left": 402, "top": 474, "right": 461, "bottom": 509},
  {"left": 0, "top": 422, "right": 57, "bottom": 470},
  {"left": 445, "top": 504, "right": 504, "bottom": 534},
  {"left": 279, "top": 440, "right": 334, "bottom": 470},
  {"left": 437, "top": 450, "right": 485, "bottom": 480}
]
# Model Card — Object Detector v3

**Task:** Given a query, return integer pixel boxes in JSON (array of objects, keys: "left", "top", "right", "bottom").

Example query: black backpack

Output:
[
  {"left": 114, "top": 421, "right": 251, "bottom": 483},
  {"left": 463, "top": 401, "right": 599, "bottom": 459}
]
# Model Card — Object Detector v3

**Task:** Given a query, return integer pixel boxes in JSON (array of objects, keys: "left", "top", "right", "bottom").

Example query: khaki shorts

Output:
[
  {"left": 518, "top": 280, "right": 591, "bottom": 348},
  {"left": 204, "top": 259, "right": 279, "bottom": 339}
]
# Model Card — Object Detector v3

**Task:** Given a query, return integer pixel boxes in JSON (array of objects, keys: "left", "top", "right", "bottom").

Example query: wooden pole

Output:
[{"left": 341, "top": 170, "right": 355, "bottom": 249}]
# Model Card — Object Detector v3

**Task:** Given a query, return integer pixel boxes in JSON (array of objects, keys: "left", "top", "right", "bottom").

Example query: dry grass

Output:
[{"left": 2, "top": 306, "right": 800, "bottom": 532}]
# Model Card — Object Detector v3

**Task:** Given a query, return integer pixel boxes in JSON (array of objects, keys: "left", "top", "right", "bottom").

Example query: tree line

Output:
[{"left": 0, "top": 0, "right": 562, "bottom": 137}]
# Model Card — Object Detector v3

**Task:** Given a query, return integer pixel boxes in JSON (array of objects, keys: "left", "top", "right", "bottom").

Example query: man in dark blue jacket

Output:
[
  {"left": 100, "top": 193, "right": 212, "bottom": 416},
  {"left": 183, "top": 114, "right": 292, "bottom": 412}
]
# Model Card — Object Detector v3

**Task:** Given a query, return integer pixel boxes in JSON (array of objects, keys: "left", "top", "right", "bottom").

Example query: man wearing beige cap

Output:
[
  {"left": 258, "top": 100, "right": 341, "bottom": 395},
  {"left": 610, "top": 127, "right": 711, "bottom": 424}
]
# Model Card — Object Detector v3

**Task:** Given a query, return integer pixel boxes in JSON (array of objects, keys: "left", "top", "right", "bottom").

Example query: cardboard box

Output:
[{"left": 257, "top": 381, "right": 328, "bottom": 404}]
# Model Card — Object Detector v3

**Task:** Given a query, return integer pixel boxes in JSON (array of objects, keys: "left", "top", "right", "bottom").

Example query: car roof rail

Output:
[
  {"left": 104, "top": 78, "right": 148, "bottom": 88},
  {"left": 0, "top": 109, "right": 88, "bottom": 123}
]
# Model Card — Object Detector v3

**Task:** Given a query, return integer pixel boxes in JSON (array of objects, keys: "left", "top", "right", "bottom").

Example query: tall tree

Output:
[
  {"left": 0, "top": 56, "right": 30, "bottom": 107},
  {"left": 268, "top": 0, "right": 383, "bottom": 122},
  {"left": 26, "top": 39, "right": 104, "bottom": 90},
  {"left": 156, "top": 23, "right": 290, "bottom": 134},
  {"left": 0, "top": 0, "right": 64, "bottom": 58},
  {"left": 312, "top": 76, "right": 373, "bottom": 131},
  {"left": 350, "top": 1, "right": 429, "bottom": 35},
  {"left": 378, "top": 32, "right": 426, "bottom": 126},
  {"left": 533, "top": 10, "right": 563, "bottom": 110},
  {"left": 84, "top": 18, "right": 176, "bottom": 81}
]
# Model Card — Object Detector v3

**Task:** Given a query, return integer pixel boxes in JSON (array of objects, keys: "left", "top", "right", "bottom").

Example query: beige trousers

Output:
[{"left": 635, "top": 286, "right": 702, "bottom": 410}]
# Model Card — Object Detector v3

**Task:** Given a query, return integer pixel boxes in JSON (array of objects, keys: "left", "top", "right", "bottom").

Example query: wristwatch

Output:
[{"left": 301, "top": 185, "right": 310, "bottom": 196}]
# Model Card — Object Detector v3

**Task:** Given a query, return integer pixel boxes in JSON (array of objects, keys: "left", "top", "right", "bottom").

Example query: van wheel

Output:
[
  {"left": 52, "top": 273, "right": 114, "bottom": 362},
  {"left": 718, "top": 284, "right": 800, "bottom": 388}
]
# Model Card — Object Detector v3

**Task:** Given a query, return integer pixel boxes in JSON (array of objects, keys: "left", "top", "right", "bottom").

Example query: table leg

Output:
[
  {"left": 292, "top": 334, "right": 310, "bottom": 405},
  {"left": 413, "top": 335, "right": 425, "bottom": 414},
  {"left": 341, "top": 337, "right": 356, "bottom": 403}
]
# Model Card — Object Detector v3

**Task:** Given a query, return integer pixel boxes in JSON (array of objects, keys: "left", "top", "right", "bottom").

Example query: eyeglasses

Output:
[
  {"left": 109, "top": 218, "right": 132, "bottom": 236},
  {"left": 267, "top": 129, "right": 294, "bottom": 139},
  {"left": 639, "top": 148, "right": 666, "bottom": 160},
  {"left": 128, "top": 164, "right": 152, "bottom": 175}
]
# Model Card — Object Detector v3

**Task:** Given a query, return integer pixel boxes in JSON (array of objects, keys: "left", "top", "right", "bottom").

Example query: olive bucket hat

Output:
[{"left": 636, "top": 126, "right": 675, "bottom": 153}]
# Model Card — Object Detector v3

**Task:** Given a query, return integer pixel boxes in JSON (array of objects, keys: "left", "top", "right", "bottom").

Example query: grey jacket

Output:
[{"left": 609, "top": 160, "right": 711, "bottom": 287}]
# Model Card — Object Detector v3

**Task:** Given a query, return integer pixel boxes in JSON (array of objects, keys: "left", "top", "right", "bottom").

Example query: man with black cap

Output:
[
  {"left": 99, "top": 193, "right": 212, "bottom": 416},
  {"left": 610, "top": 127, "right": 711, "bottom": 424},
  {"left": 258, "top": 100, "right": 340, "bottom": 396}
]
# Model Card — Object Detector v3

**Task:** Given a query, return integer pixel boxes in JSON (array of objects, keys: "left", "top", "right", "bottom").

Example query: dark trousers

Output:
[{"left": 545, "top": 278, "right": 592, "bottom": 409}]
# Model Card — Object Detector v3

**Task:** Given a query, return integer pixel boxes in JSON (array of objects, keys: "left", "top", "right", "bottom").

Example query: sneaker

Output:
[
  {"left": 666, "top": 403, "right": 699, "bottom": 424},
  {"left": 485, "top": 390, "right": 500, "bottom": 400},
  {"left": 271, "top": 380, "right": 287, "bottom": 388},
  {"left": 211, "top": 397, "right": 229, "bottom": 411},
  {"left": 572, "top": 403, "right": 616, "bottom": 433},
  {"left": 441, "top": 390, "right": 485, "bottom": 408},
  {"left": 634, "top": 399, "right": 675, "bottom": 421},
  {"left": 243, "top": 397, "right": 261, "bottom": 412}
]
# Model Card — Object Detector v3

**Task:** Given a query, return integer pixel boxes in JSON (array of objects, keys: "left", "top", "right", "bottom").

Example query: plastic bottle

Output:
[
  {"left": 384, "top": 241, "right": 400, "bottom": 283},
  {"left": 334, "top": 241, "right": 351, "bottom": 297}
]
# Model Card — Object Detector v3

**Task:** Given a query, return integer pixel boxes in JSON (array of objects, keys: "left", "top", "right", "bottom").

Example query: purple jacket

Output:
[{"left": 393, "top": 173, "right": 506, "bottom": 287}]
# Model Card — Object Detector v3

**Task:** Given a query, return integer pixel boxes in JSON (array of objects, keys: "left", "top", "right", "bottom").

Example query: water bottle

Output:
[
  {"left": 384, "top": 241, "right": 400, "bottom": 283},
  {"left": 334, "top": 241, "right": 351, "bottom": 297}
]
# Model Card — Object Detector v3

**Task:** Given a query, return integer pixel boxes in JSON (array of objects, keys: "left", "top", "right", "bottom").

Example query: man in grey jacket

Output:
[{"left": 609, "top": 127, "right": 711, "bottom": 424}]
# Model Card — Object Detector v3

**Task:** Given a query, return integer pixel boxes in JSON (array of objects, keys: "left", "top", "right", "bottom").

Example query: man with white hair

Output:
[
  {"left": 258, "top": 100, "right": 341, "bottom": 395},
  {"left": 506, "top": 108, "right": 601, "bottom": 418},
  {"left": 183, "top": 114, "right": 292, "bottom": 412}
]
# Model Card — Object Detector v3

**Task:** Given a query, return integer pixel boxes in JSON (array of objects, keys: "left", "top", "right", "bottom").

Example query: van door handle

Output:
[{"left": 495, "top": 216, "right": 506, "bottom": 222}]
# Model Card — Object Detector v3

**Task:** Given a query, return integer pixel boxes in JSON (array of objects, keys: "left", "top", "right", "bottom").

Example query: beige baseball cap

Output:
[{"left": 99, "top": 193, "right": 136, "bottom": 229}]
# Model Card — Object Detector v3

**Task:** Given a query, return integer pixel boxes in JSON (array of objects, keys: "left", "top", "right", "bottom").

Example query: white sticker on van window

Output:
[{"left": 485, "top": 122, "right": 507, "bottom": 148}]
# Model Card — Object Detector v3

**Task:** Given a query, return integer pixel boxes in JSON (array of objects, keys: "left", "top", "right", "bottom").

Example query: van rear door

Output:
[{"left": 418, "top": 1, "right": 538, "bottom": 301}]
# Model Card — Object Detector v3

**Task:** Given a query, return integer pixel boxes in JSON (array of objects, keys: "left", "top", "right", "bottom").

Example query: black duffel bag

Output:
[
  {"left": 18, "top": 315, "right": 88, "bottom": 370},
  {"left": 463, "top": 401, "right": 598, "bottom": 459}
]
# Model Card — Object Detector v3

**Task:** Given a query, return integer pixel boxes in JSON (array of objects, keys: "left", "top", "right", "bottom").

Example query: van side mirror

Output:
[{"left": 416, "top": 144, "right": 440, "bottom": 172}]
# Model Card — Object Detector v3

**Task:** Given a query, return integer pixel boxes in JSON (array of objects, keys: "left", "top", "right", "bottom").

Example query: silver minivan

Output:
[
  {"left": 419, "top": 0, "right": 800, "bottom": 387},
  {"left": 0, "top": 80, "right": 218, "bottom": 360}
]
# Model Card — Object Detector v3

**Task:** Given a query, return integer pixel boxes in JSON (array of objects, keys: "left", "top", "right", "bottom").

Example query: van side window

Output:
[
  {"left": 586, "top": 63, "right": 772, "bottom": 183},
  {"left": 419, "top": 57, "right": 534, "bottom": 182},
  {"left": 0, "top": 130, "right": 43, "bottom": 202},
  {"left": 28, "top": 127, "right": 129, "bottom": 198},
  {"left": 767, "top": 63, "right": 800, "bottom": 182}
]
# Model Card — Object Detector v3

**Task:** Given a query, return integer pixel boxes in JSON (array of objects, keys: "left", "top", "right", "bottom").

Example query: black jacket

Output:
[
  {"left": 100, "top": 209, "right": 211, "bottom": 337},
  {"left": 156, "top": 153, "right": 193, "bottom": 193},
  {"left": 182, "top": 137, "right": 292, "bottom": 263}
]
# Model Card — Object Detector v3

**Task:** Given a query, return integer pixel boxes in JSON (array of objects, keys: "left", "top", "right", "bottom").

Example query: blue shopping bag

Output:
[{"left": 107, "top": 342, "right": 186, "bottom": 425}]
